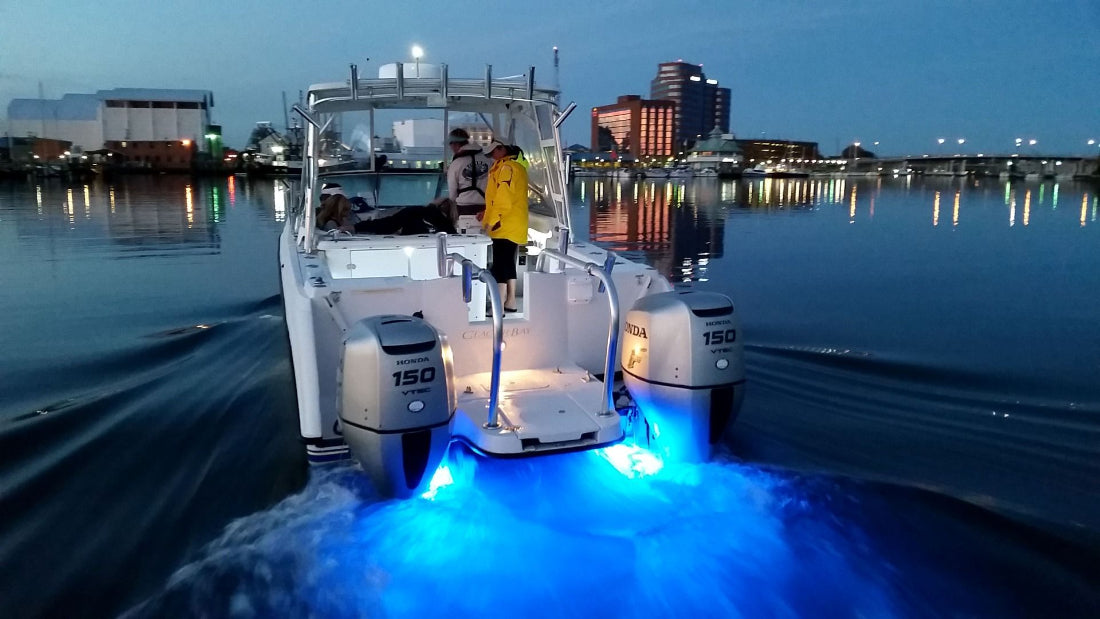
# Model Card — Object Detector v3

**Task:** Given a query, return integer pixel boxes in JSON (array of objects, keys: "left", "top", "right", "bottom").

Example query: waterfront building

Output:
[
  {"left": 0, "top": 136, "right": 73, "bottom": 164},
  {"left": 685, "top": 127, "right": 743, "bottom": 176},
  {"left": 7, "top": 88, "right": 215, "bottom": 170},
  {"left": 650, "top": 61, "right": 730, "bottom": 152},
  {"left": 737, "top": 139, "right": 821, "bottom": 166},
  {"left": 590, "top": 95, "right": 675, "bottom": 161}
]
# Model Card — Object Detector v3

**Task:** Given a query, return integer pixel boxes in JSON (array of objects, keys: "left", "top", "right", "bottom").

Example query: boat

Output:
[
  {"left": 612, "top": 167, "right": 643, "bottom": 180},
  {"left": 765, "top": 162, "right": 810, "bottom": 178},
  {"left": 695, "top": 167, "right": 719, "bottom": 177},
  {"left": 280, "top": 61, "right": 746, "bottom": 497},
  {"left": 668, "top": 166, "right": 693, "bottom": 178},
  {"left": 741, "top": 164, "right": 767, "bottom": 178}
]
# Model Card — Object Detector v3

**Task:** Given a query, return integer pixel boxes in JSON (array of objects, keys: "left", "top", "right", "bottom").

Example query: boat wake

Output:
[
  {"left": 122, "top": 447, "right": 991, "bottom": 619},
  {"left": 0, "top": 300, "right": 306, "bottom": 618},
  {"left": 734, "top": 342, "right": 1100, "bottom": 540}
]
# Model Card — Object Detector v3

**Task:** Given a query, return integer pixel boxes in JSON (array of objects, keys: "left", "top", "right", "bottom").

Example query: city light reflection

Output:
[
  {"left": 849, "top": 185, "right": 857, "bottom": 223},
  {"left": 1024, "top": 190, "right": 1032, "bottom": 227},
  {"left": 933, "top": 191, "right": 940, "bottom": 227},
  {"left": 953, "top": 191, "right": 960, "bottom": 227},
  {"left": 272, "top": 184, "right": 286, "bottom": 222},
  {"left": 185, "top": 185, "right": 194, "bottom": 227}
]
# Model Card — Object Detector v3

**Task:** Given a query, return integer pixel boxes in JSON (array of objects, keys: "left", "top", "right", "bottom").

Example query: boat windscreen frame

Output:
[{"left": 293, "top": 62, "right": 571, "bottom": 254}]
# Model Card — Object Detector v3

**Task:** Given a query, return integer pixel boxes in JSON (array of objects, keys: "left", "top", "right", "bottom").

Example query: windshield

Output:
[
  {"left": 321, "top": 172, "right": 443, "bottom": 209},
  {"left": 305, "top": 98, "right": 567, "bottom": 224}
]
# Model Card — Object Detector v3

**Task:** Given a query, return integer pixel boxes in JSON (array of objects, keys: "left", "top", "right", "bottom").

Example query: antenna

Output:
[
  {"left": 553, "top": 46, "right": 560, "bottom": 92},
  {"left": 282, "top": 91, "right": 289, "bottom": 132}
]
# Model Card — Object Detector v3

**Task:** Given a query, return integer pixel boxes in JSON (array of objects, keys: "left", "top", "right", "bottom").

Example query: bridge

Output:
[{"left": 843, "top": 154, "right": 1099, "bottom": 179}]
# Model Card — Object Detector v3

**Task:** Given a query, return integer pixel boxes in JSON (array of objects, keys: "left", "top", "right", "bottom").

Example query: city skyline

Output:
[{"left": 1, "top": 0, "right": 1098, "bottom": 156}]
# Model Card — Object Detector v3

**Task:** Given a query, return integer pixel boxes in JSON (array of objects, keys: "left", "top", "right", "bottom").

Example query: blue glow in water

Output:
[
  {"left": 594, "top": 443, "right": 665, "bottom": 478},
  {"left": 137, "top": 446, "right": 919, "bottom": 618},
  {"left": 420, "top": 463, "right": 454, "bottom": 500}
]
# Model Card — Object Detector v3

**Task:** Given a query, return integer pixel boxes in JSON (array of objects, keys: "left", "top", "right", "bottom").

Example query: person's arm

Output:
[
  {"left": 446, "top": 160, "right": 459, "bottom": 203},
  {"left": 487, "top": 163, "right": 518, "bottom": 230},
  {"left": 507, "top": 162, "right": 528, "bottom": 214}
]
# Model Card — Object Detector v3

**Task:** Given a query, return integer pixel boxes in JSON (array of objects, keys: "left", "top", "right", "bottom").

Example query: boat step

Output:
[{"left": 452, "top": 366, "right": 622, "bottom": 456}]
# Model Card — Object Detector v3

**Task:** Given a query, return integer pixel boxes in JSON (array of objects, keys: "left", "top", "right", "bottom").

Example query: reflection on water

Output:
[
  {"left": 574, "top": 176, "right": 1097, "bottom": 282},
  {"left": 0, "top": 175, "right": 293, "bottom": 260}
]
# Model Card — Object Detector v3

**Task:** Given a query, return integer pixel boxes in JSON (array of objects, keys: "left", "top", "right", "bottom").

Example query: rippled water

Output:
[{"left": 0, "top": 174, "right": 1097, "bottom": 618}]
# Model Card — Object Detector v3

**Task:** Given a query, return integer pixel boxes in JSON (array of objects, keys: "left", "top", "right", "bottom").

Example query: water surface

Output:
[{"left": 0, "top": 174, "right": 1097, "bottom": 618}]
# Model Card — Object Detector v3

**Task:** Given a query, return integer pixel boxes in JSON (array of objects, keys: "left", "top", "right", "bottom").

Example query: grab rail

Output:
[
  {"left": 535, "top": 248, "right": 620, "bottom": 417},
  {"left": 437, "top": 234, "right": 505, "bottom": 428}
]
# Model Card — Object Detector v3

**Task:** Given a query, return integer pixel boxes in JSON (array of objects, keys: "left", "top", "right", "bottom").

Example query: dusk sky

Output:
[{"left": 2, "top": 0, "right": 1098, "bottom": 156}]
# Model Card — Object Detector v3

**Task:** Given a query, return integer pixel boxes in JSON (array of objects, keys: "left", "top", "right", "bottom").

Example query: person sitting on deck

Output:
[{"left": 315, "top": 193, "right": 457, "bottom": 235}]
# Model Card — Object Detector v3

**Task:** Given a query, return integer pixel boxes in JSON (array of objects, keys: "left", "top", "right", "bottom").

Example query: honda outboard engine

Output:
[
  {"left": 621, "top": 291, "right": 745, "bottom": 462},
  {"left": 339, "top": 315, "right": 455, "bottom": 498}
]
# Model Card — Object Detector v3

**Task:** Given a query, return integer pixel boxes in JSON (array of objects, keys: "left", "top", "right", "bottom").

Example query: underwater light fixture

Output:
[
  {"left": 596, "top": 444, "right": 664, "bottom": 479},
  {"left": 421, "top": 464, "right": 454, "bottom": 500}
]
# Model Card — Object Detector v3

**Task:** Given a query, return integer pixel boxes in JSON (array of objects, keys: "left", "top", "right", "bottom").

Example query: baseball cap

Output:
[{"left": 483, "top": 139, "right": 506, "bottom": 155}]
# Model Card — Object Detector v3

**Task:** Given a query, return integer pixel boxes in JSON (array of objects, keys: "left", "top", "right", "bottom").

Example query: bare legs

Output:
[{"left": 499, "top": 281, "right": 518, "bottom": 312}]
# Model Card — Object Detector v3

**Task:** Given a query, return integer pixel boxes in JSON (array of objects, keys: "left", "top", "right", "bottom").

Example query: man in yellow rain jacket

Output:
[{"left": 482, "top": 138, "right": 529, "bottom": 313}]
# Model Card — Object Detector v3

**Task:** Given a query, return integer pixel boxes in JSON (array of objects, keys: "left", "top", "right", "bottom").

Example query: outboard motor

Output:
[
  {"left": 339, "top": 315, "right": 455, "bottom": 498},
  {"left": 621, "top": 291, "right": 745, "bottom": 462}
]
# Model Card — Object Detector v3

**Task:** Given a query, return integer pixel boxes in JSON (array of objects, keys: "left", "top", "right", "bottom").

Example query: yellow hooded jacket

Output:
[{"left": 483, "top": 156, "right": 529, "bottom": 245}]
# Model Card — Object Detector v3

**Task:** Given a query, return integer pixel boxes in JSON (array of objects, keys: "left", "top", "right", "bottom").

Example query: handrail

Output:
[
  {"left": 437, "top": 234, "right": 505, "bottom": 428},
  {"left": 535, "top": 248, "right": 620, "bottom": 416}
]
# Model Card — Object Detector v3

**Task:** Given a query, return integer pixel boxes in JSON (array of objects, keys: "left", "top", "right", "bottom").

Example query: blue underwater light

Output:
[{"left": 594, "top": 443, "right": 664, "bottom": 478}]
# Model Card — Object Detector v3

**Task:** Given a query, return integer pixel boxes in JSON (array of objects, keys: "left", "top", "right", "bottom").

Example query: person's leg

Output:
[
  {"left": 504, "top": 279, "right": 517, "bottom": 311},
  {"left": 490, "top": 239, "right": 519, "bottom": 312}
]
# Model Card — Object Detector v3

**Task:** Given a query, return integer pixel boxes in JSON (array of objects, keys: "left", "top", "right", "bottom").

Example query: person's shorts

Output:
[{"left": 490, "top": 239, "right": 518, "bottom": 281}]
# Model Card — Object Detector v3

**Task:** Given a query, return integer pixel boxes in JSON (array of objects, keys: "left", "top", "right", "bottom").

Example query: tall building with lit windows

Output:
[
  {"left": 590, "top": 95, "right": 675, "bottom": 159},
  {"left": 650, "top": 61, "right": 730, "bottom": 152}
]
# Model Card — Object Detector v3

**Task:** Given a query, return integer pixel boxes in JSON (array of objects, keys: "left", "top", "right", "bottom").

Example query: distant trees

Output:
[{"left": 840, "top": 144, "right": 876, "bottom": 159}]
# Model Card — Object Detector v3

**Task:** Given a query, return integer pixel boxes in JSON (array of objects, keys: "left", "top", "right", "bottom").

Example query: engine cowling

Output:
[
  {"left": 339, "top": 315, "right": 454, "bottom": 497},
  {"left": 621, "top": 291, "right": 745, "bottom": 462}
]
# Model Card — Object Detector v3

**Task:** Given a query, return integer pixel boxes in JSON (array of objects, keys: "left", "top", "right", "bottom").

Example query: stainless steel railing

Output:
[
  {"left": 535, "top": 242, "right": 620, "bottom": 417},
  {"left": 436, "top": 234, "right": 505, "bottom": 428}
]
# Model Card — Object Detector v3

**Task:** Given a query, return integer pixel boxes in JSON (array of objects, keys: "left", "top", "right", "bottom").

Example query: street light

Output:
[{"left": 411, "top": 45, "right": 424, "bottom": 77}]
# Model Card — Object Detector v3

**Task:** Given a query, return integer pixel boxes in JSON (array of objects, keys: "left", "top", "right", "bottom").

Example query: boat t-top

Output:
[{"left": 280, "top": 59, "right": 746, "bottom": 497}]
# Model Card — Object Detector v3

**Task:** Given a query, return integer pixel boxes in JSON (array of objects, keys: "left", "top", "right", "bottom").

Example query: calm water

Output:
[{"left": 0, "top": 174, "right": 1097, "bottom": 618}]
